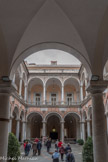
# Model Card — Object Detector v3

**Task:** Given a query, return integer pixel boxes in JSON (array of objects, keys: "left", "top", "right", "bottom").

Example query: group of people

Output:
[
  {"left": 23, "top": 137, "right": 75, "bottom": 162},
  {"left": 23, "top": 138, "right": 42, "bottom": 156},
  {"left": 52, "top": 140, "right": 75, "bottom": 162}
]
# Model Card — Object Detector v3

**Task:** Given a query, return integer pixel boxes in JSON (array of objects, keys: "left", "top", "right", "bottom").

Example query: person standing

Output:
[
  {"left": 37, "top": 140, "right": 42, "bottom": 155},
  {"left": 46, "top": 138, "right": 51, "bottom": 153},
  {"left": 52, "top": 150, "right": 60, "bottom": 162},
  {"left": 34, "top": 137, "right": 39, "bottom": 143},
  {"left": 32, "top": 141, "right": 37, "bottom": 156},
  {"left": 66, "top": 150, "right": 75, "bottom": 162},
  {"left": 59, "top": 144, "right": 65, "bottom": 161},
  {"left": 55, "top": 139, "right": 59, "bottom": 151},
  {"left": 58, "top": 140, "right": 63, "bottom": 149}
]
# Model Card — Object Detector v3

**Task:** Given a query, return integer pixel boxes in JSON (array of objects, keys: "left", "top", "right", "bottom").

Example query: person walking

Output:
[
  {"left": 37, "top": 140, "right": 42, "bottom": 155},
  {"left": 52, "top": 150, "right": 60, "bottom": 162},
  {"left": 65, "top": 143, "right": 72, "bottom": 154},
  {"left": 66, "top": 150, "right": 75, "bottom": 162},
  {"left": 32, "top": 141, "right": 37, "bottom": 156},
  {"left": 59, "top": 144, "right": 65, "bottom": 161},
  {"left": 25, "top": 141, "right": 30, "bottom": 156},
  {"left": 46, "top": 138, "right": 51, "bottom": 153}
]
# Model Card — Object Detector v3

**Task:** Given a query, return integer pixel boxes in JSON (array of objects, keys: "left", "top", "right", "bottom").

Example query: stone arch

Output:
[
  {"left": 44, "top": 112, "right": 62, "bottom": 122},
  {"left": 26, "top": 111, "right": 43, "bottom": 121},
  {"left": 64, "top": 112, "right": 80, "bottom": 140},
  {"left": 45, "top": 77, "right": 62, "bottom": 87},
  {"left": 10, "top": 43, "right": 92, "bottom": 80},
  {"left": 45, "top": 112, "right": 62, "bottom": 140},
  {"left": 28, "top": 77, "right": 44, "bottom": 86},
  {"left": 26, "top": 112, "right": 43, "bottom": 139},
  {"left": 64, "top": 112, "right": 81, "bottom": 121},
  {"left": 63, "top": 76, "right": 80, "bottom": 85}
]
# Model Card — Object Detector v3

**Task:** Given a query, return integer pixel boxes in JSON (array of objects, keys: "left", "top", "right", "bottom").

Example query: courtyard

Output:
[{"left": 20, "top": 144, "right": 82, "bottom": 162}]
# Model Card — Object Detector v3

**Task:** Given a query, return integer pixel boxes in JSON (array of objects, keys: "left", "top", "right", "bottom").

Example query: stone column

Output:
[
  {"left": 19, "top": 77, "right": 23, "bottom": 98},
  {"left": 8, "top": 116, "right": 13, "bottom": 133},
  {"left": 12, "top": 74, "right": 16, "bottom": 83},
  {"left": 42, "top": 121, "right": 46, "bottom": 137},
  {"left": 61, "top": 120, "right": 64, "bottom": 143},
  {"left": 43, "top": 85, "right": 46, "bottom": 104},
  {"left": 87, "top": 80, "right": 108, "bottom": 162},
  {"left": 24, "top": 84, "right": 28, "bottom": 102},
  {"left": 16, "top": 119, "right": 20, "bottom": 141},
  {"left": 81, "top": 121, "right": 86, "bottom": 141},
  {"left": 61, "top": 85, "right": 64, "bottom": 104},
  {"left": 80, "top": 85, "right": 83, "bottom": 101},
  {"left": 106, "top": 113, "right": 108, "bottom": 140},
  {"left": 85, "top": 78, "right": 88, "bottom": 97},
  {"left": 22, "top": 120, "right": 26, "bottom": 141},
  {"left": 86, "top": 119, "right": 91, "bottom": 137},
  {"left": 0, "top": 81, "right": 15, "bottom": 162}
]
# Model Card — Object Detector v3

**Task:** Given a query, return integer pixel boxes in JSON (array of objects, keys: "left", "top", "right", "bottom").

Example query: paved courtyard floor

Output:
[{"left": 19, "top": 144, "right": 82, "bottom": 162}]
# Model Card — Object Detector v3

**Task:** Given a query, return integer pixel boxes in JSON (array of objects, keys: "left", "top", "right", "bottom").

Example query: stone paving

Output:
[{"left": 19, "top": 144, "right": 82, "bottom": 162}]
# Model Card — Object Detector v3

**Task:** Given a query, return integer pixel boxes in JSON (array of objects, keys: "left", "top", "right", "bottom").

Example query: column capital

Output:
[
  {"left": 22, "top": 120, "right": 27, "bottom": 123},
  {"left": 86, "top": 119, "right": 91, "bottom": 122},
  {"left": 87, "top": 80, "right": 108, "bottom": 94},
  {"left": 60, "top": 120, "right": 65, "bottom": 123},
  {"left": 16, "top": 118, "right": 21, "bottom": 122},
  {"left": 0, "top": 80, "right": 16, "bottom": 94},
  {"left": 80, "top": 120, "right": 85, "bottom": 124},
  {"left": 24, "top": 84, "right": 28, "bottom": 87}
]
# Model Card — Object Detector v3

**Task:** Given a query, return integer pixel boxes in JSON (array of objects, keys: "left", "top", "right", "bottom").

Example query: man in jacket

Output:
[
  {"left": 37, "top": 140, "right": 42, "bottom": 155},
  {"left": 52, "top": 150, "right": 60, "bottom": 162},
  {"left": 66, "top": 150, "right": 75, "bottom": 162},
  {"left": 46, "top": 138, "right": 51, "bottom": 153}
]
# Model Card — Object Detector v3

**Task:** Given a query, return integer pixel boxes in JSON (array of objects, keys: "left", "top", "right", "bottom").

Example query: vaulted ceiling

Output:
[{"left": 0, "top": 0, "right": 108, "bottom": 79}]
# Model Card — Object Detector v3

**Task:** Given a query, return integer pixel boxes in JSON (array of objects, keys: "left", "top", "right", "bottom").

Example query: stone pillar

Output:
[
  {"left": 87, "top": 81, "right": 108, "bottom": 162},
  {"left": 24, "top": 84, "right": 28, "bottom": 102},
  {"left": 85, "top": 78, "right": 88, "bottom": 97},
  {"left": 12, "top": 74, "right": 16, "bottom": 83},
  {"left": 61, "top": 85, "right": 64, "bottom": 104},
  {"left": 16, "top": 119, "right": 20, "bottom": 140},
  {"left": 81, "top": 121, "right": 86, "bottom": 141},
  {"left": 80, "top": 85, "right": 83, "bottom": 101},
  {"left": 22, "top": 120, "right": 26, "bottom": 141},
  {"left": 0, "top": 81, "right": 15, "bottom": 162},
  {"left": 19, "top": 77, "right": 23, "bottom": 97},
  {"left": 8, "top": 116, "right": 13, "bottom": 133},
  {"left": 61, "top": 120, "right": 64, "bottom": 143},
  {"left": 43, "top": 85, "right": 46, "bottom": 104},
  {"left": 86, "top": 119, "right": 91, "bottom": 137},
  {"left": 106, "top": 113, "right": 108, "bottom": 140},
  {"left": 42, "top": 121, "right": 46, "bottom": 136}
]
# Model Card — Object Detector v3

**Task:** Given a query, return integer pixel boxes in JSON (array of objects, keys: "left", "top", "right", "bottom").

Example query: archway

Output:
[
  {"left": 47, "top": 115, "right": 60, "bottom": 140},
  {"left": 64, "top": 113, "right": 80, "bottom": 141},
  {"left": 45, "top": 113, "right": 62, "bottom": 140},
  {"left": 27, "top": 113, "right": 43, "bottom": 140}
]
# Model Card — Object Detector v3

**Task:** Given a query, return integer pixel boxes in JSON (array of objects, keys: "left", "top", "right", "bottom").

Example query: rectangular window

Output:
[
  {"left": 35, "top": 93, "right": 41, "bottom": 106},
  {"left": 51, "top": 93, "right": 56, "bottom": 105},
  {"left": 66, "top": 93, "right": 73, "bottom": 105}
]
